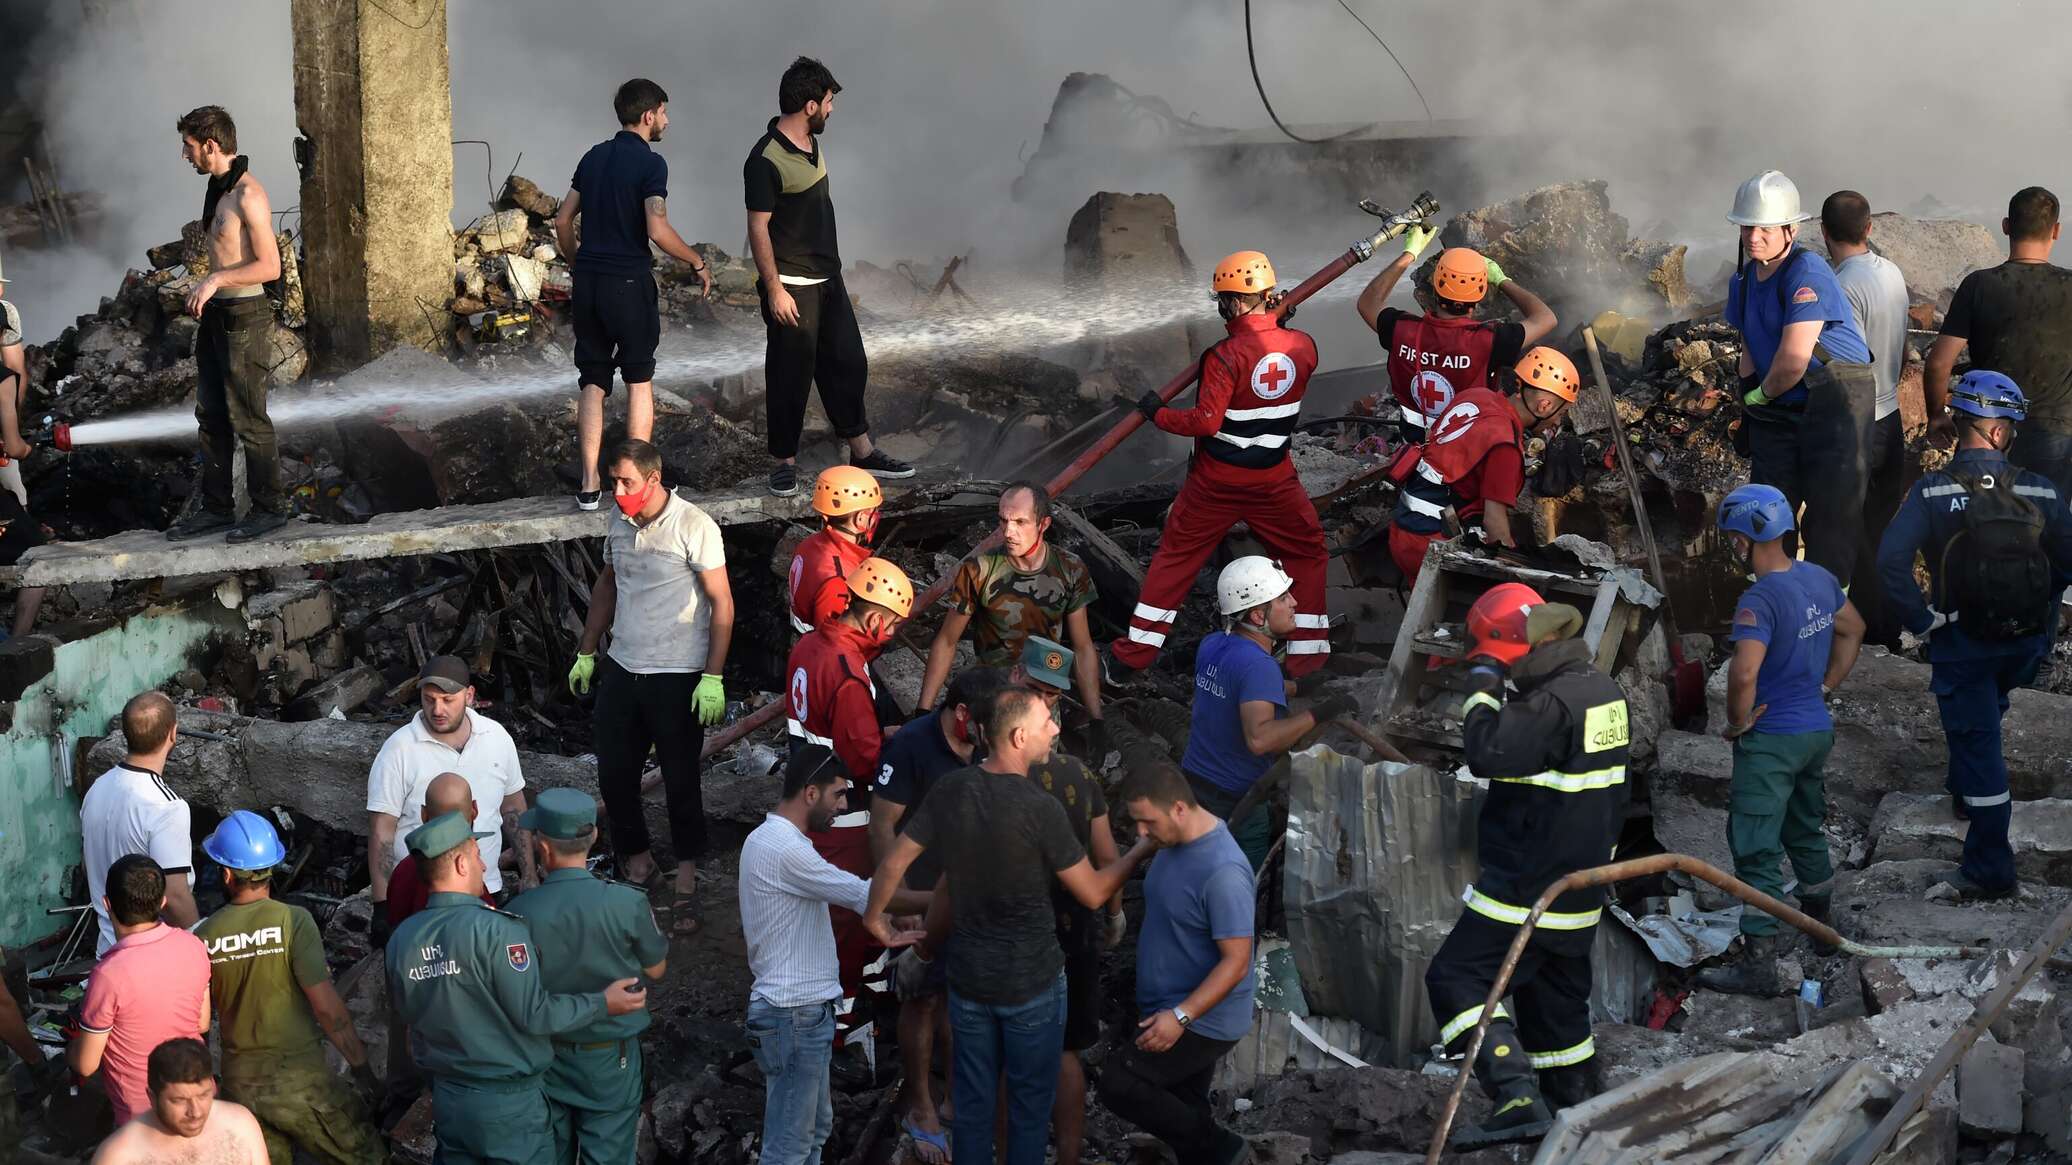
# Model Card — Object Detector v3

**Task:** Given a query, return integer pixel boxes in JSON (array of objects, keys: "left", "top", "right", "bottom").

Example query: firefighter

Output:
[
  {"left": 1353, "top": 234, "right": 1558, "bottom": 445},
  {"left": 788, "top": 466, "right": 882, "bottom": 635},
  {"left": 1110, "top": 250, "right": 1332, "bottom": 676},
  {"left": 1876, "top": 373, "right": 2072, "bottom": 900},
  {"left": 1387, "top": 347, "right": 1580, "bottom": 584},
  {"left": 1425, "top": 583, "right": 1629, "bottom": 1149}
]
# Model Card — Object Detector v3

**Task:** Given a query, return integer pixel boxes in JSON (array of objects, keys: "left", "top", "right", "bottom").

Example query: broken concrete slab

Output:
[
  {"left": 1958, "top": 1038, "right": 2025, "bottom": 1138},
  {"left": 1869, "top": 791, "right": 2072, "bottom": 885},
  {"left": 284, "top": 663, "right": 385, "bottom": 720},
  {"left": 1436, "top": 180, "right": 1691, "bottom": 321},
  {"left": 1836, "top": 859, "right": 2072, "bottom": 952},
  {"left": 1801, "top": 211, "right": 2003, "bottom": 306}
]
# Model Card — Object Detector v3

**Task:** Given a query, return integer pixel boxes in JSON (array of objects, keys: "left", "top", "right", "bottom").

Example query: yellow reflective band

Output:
[
  {"left": 1528, "top": 1036, "right": 1595, "bottom": 1068},
  {"left": 1462, "top": 691, "right": 1503, "bottom": 717},
  {"left": 1582, "top": 701, "right": 1629, "bottom": 753},
  {"left": 1462, "top": 886, "right": 1601, "bottom": 931},
  {"left": 1489, "top": 766, "right": 1627, "bottom": 793},
  {"left": 1439, "top": 1002, "right": 1512, "bottom": 1045}
]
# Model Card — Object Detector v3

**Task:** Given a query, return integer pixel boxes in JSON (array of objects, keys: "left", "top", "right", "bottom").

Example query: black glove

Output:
[
  {"left": 370, "top": 906, "right": 393, "bottom": 950},
  {"left": 1310, "top": 691, "right": 1358, "bottom": 724},
  {"left": 1463, "top": 659, "right": 1507, "bottom": 695},
  {"left": 1534, "top": 431, "right": 1588, "bottom": 497},
  {"left": 28, "top": 1053, "right": 69, "bottom": 1099},
  {"left": 1134, "top": 390, "right": 1165, "bottom": 422},
  {"left": 1292, "top": 670, "right": 1332, "bottom": 698}
]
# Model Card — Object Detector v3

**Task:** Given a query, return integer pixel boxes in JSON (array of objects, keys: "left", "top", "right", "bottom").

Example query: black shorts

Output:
[
  {"left": 1061, "top": 911, "right": 1103, "bottom": 1052},
  {"left": 572, "top": 270, "right": 661, "bottom": 389}
]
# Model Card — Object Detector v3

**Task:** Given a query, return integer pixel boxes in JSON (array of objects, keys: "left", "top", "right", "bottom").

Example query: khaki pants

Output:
[{"left": 222, "top": 1049, "right": 386, "bottom": 1165}]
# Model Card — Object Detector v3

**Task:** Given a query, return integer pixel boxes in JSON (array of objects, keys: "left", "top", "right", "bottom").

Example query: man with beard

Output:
[
  {"left": 92, "top": 1039, "right": 268, "bottom": 1165},
  {"left": 746, "top": 56, "right": 912, "bottom": 498}
]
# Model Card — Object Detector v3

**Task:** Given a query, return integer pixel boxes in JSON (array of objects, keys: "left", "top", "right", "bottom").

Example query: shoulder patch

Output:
[
  {"left": 506, "top": 942, "right": 531, "bottom": 972},
  {"left": 1792, "top": 286, "right": 1819, "bottom": 304},
  {"left": 1735, "top": 608, "right": 1760, "bottom": 627}
]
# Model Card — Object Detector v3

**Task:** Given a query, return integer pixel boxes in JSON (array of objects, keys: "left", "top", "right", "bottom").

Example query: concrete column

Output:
[{"left": 290, "top": 0, "right": 453, "bottom": 370}]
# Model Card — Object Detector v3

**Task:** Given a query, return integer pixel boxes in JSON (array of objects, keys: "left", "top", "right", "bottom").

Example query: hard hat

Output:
[
  {"left": 1212, "top": 250, "right": 1276, "bottom": 294},
  {"left": 1726, "top": 170, "right": 1812, "bottom": 228},
  {"left": 1515, "top": 346, "right": 1580, "bottom": 403},
  {"left": 202, "top": 809, "right": 288, "bottom": 871},
  {"left": 811, "top": 465, "right": 882, "bottom": 518},
  {"left": 1948, "top": 370, "right": 2028, "bottom": 421},
  {"left": 1717, "top": 483, "right": 1795, "bottom": 542},
  {"left": 846, "top": 557, "right": 914, "bottom": 618},
  {"left": 1431, "top": 247, "right": 1488, "bottom": 304},
  {"left": 1466, "top": 582, "right": 1546, "bottom": 665},
  {"left": 1217, "top": 555, "right": 1294, "bottom": 615}
]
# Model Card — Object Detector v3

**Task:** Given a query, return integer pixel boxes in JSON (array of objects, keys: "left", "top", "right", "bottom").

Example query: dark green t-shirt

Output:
[{"left": 196, "top": 897, "right": 329, "bottom": 1057}]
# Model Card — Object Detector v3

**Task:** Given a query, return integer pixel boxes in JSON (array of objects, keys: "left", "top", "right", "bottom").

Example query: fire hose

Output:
[
  {"left": 688, "top": 193, "right": 1442, "bottom": 767},
  {"left": 1424, "top": 852, "right": 2005, "bottom": 1164}
]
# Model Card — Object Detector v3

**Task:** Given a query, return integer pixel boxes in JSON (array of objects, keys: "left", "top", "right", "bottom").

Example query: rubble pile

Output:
[{"left": 1418, "top": 181, "right": 1692, "bottom": 323}]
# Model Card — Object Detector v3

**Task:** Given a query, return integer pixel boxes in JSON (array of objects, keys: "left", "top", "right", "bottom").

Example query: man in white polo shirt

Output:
[
  {"left": 81, "top": 691, "right": 200, "bottom": 953},
  {"left": 366, "top": 656, "right": 530, "bottom": 921},
  {"left": 568, "top": 437, "right": 735, "bottom": 938}
]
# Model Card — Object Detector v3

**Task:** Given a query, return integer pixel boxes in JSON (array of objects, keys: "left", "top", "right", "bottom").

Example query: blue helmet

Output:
[
  {"left": 1949, "top": 370, "right": 2027, "bottom": 421},
  {"left": 203, "top": 809, "right": 287, "bottom": 871},
  {"left": 1717, "top": 483, "right": 1794, "bottom": 542}
]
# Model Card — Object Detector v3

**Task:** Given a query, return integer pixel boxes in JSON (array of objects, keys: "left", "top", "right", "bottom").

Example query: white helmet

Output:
[
  {"left": 1726, "top": 170, "right": 1812, "bottom": 228},
  {"left": 1217, "top": 556, "right": 1294, "bottom": 616}
]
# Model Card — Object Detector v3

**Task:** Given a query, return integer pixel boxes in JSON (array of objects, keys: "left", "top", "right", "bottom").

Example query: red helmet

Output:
[{"left": 1465, "top": 582, "right": 1545, "bottom": 665}]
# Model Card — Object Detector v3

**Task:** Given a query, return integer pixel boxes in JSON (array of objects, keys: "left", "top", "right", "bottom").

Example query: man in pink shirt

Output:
[{"left": 70, "top": 855, "right": 212, "bottom": 1125}]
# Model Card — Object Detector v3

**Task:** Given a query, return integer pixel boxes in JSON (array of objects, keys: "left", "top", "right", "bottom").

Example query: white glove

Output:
[{"left": 1900, "top": 609, "right": 1953, "bottom": 653}]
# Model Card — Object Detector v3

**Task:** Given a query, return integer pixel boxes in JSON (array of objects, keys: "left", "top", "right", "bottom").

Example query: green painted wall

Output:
[{"left": 0, "top": 604, "right": 238, "bottom": 948}]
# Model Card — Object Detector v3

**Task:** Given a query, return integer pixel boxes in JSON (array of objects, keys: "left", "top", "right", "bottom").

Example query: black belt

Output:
[{"left": 555, "top": 1038, "right": 624, "bottom": 1052}]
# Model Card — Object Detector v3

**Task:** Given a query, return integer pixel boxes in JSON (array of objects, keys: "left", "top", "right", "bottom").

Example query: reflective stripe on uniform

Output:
[
  {"left": 789, "top": 612, "right": 814, "bottom": 635},
  {"left": 1527, "top": 1036, "right": 1595, "bottom": 1068},
  {"left": 1921, "top": 484, "right": 1966, "bottom": 498},
  {"left": 1286, "top": 640, "right": 1329, "bottom": 654},
  {"left": 1294, "top": 614, "right": 1331, "bottom": 629},
  {"left": 1401, "top": 493, "right": 1446, "bottom": 518},
  {"left": 1963, "top": 792, "right": 2012, "bottom": 807},
  {"left": 1127, "top": 626, "right": 1167, "bottom": 647},
  {"left": 1222, "top": 402, "right": 1302, "bottom": 421},
  {"left": 1462, "top": 885, "right": 1601, "bottom": 930},
  {"left": 2016, "top": 484, "right": 2059, "bottom": 499},
  {"left": 1439, "top": 1001, "right": 1512, "bottom": 1045},
  {"left": 1489, "top": 765, "right": 1627, "bottom": 793},
  {"left": 1462, "top": 691, "right": 1502, "bottom": 717},
  {"left": 1416, "top": 460, "right": 1446, "bottom": 485},
  {"left": 828, "top": 810, "right": 870, "bottom": 829},
  {"left": 786, "top": 720, "right": 835, "bottom": 748},
  {"left": 1211, "top": 431, "right": 1291, "bottom": 450},
  {"left": 1400, "top": 405, "right": 1429, "bottom": 427},
  {"left": 1133, "top": 602, "right": 1179, "bottom": 624}
]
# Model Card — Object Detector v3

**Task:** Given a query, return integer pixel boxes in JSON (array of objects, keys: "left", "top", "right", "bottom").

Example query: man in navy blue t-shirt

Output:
[
  {"left": 1724, "top": 170, "right": 1879, "bottom": 589},
  {"left": 555, "top": 78, "right": 712, "bottom": 511},
  {"left": 1701, "top": 484, "right": 1865, "bottom": 996}
]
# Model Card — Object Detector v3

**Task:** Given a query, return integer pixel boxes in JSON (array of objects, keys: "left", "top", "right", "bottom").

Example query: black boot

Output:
[
  {"left": 165, "top": 508, "right": 237, "bottom": 542},
  {"left": 1797, "top": 892, "right": 1838, "bottom": 957},
  {"left": 1696, "top": 933, "right": 1785, "bottom": 996},
  {"left": 1538, "top": 1060, "right": 1603, "bottom": 1111},
  {"left": 1456, "top": 1021, "right": 1555, "bottom": 1148}
]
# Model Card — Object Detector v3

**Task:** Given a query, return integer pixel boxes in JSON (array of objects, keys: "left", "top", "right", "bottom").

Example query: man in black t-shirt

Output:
[
  {"left": 555, "top": 79, "right": 712, "bottom": 511},
  {"left": 1927, "top": 186, "right": 2072, "bottom": 496},
  {"left": 743, "top": 57, "right": 913, "bottom": 499}
]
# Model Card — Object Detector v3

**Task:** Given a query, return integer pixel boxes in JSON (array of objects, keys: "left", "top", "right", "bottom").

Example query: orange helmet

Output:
[
  {"left": 1515, "top": 346, "right": 1580, "bottom": 403},
  {"left": 1212, "top": 250, "right": 1276, "bottom": 295},
  {"left": 1465, "top": 582, "right": 1545, "bottom": 665},
  {"left": 846, "top": 557, "right": 914, "bottom": 618},
  {"left": 1431, "top": 247, "right": 1488, "bottom": 304},
  {"left": 811, "top": 465, "right": 882, "bottom": 518}
]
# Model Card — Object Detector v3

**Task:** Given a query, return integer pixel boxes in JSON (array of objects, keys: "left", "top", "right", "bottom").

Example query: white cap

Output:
[
  {"left": 1216, "top": 555, "right": 1294, "bottom": 616},
  {"left": 1726, "top": 170, "right": 1812, "bottom": 228}
]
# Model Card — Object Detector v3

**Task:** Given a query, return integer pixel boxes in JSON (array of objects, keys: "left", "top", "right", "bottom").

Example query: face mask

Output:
[
  {"left": 853, "top": 510, "right": 880, "bottom": 545},
  {"left": 615, "top": 481, "right": 654, "bottom": 517},
  {"left": 864, "top": 614, "right": 898, "bottom": 647}
]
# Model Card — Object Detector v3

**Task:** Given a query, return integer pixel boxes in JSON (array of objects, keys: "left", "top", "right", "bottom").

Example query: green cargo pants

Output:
[
  {"left": 221, "top": 1049, "right": 387, "bottom": 1165},
  {"left": 429, "top": 1075, "right": 553, "bottom": 1165},
  {"left": 1728, "top": 730, "right": 1836, "bottom": 936},
  {"left": 545, "top": 1040, "right": 642, "bottom": 1165}
]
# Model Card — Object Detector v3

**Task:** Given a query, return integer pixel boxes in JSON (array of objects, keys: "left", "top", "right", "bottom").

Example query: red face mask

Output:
[
  {"left": 853, "top": 509, "right": 880, "bottom": 546},
  {"left": 615, "top": 481, "right": 655, "bottom": 517}
]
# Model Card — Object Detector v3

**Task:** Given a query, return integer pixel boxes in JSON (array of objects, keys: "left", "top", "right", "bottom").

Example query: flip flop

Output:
[
  {"left": 668, "top": 887, "right": 702, "bottom": 938},
  {"left": 900, "top": 1116, "right": 951, "bottom": 1164}
]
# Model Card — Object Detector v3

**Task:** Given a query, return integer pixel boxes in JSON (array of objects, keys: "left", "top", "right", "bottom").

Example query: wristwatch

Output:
[{"left": 1172, "top": 1006, "right": 1193, "bottom": 1028}]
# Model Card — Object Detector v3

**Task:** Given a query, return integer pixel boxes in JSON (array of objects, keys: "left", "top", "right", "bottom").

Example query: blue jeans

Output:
[
  {"left": 745, "top": 998, "right": 836, "bottom": 1165},
  {"left": 948, "top": 973, "right": 1067, "bottom": 1165},
  {"left": 1933, "top": 648, "right": 2044, "bottom": 891}
]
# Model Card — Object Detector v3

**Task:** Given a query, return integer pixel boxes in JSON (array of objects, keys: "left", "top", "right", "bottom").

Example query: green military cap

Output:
[
  {"left": 1021, "top": 636, "right": 1073, "bottom": 692},
  {"left": 517, "top": 787, "right": 596, "bottom": 840},
  {"left": 405, "top": 810, "right": 493, "bottom": 860}
]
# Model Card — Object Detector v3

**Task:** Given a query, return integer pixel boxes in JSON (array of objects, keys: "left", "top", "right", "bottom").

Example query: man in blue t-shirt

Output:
[
  {"left": 1724, "top": 170, "right": 1879, "bottom": 590},
  {"left": 1098, "top": 759, "right": 1256, "bottom": 1165},
  {"left": 554, "top": 79, "right": 713, "bottom": 511},
  {"left": 1701, "top": 485, "right": 1865, "bottom": 996},
  {"left": 1180, "top": 557, "right": 1356, "bottom": 870}
]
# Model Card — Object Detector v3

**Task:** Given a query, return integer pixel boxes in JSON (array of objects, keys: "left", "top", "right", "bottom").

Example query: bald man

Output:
[
  {"left": 379, "top": 773, "right": 491, "bottom": 941},
  {"left": 82, "top": 691, "right": 199, "bottom": 953}
]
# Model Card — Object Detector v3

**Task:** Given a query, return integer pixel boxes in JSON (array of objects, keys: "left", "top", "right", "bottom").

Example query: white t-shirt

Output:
[
  {"left": 80, "top": 762, "right": 196, "bottom": 954},
  {"left": 603, "top": 491, "right": 727, "bottom": 673},
  {"left": 365, "top": 709, "right": 525, "bottom": 894}
]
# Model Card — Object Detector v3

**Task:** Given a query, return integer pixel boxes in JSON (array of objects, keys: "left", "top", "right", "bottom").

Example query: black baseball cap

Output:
[{"left": 419, "top": 655, "right": 472, "bottom": 694}]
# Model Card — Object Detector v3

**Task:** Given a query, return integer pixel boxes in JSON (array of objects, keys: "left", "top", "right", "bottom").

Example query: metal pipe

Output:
[
  {"left": 698, "top": 198, "right": 1439, "bottom": 765},
  {"left": 1424, "top": 852, "right": 1994, "bottom": 1164},
  {"left": 1331, "top": 715, "right": 1413, "bottom": 765}
]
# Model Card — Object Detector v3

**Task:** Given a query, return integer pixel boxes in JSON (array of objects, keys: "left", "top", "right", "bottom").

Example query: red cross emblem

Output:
[
  {"left": 1431, "top": 400, "right": 1484, "bottom": 446},
  {"left": 1251, "top": 353, "right": 1298, "bottom": 400}
]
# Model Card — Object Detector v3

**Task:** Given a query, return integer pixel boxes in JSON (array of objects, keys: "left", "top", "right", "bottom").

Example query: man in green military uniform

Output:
[
  {"left": 508, "top": 789, "right": 669, "bottom": 1165},
  {"left": 195, "top": 811, "right": 387, "bottom": 1165},
  {"left": 386, "top": 812, "right": 648, "bottom": 1165}
]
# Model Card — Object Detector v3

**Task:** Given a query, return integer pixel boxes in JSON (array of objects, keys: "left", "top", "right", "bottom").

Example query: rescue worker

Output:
[
  {"left": 1180, "top": 557, "right": 1357, "bottom": 870},
  {"left": 782, "top": 556, "right": 915, "bottom": 1051},
  {"left": 1699, "top": 485, "right": 1864, "bottom": 995},
  {"left": 1387, "top": 347, "right": 1580, "bottom": 584},
  {"left": 507, "top": 788, "right": 669, "bottom": 1165},
  {"left": 1353, "top": 231, "right": 1558, "bottom": 444},
  {"left": 1877, "top": 373, "right": 2072, "bottom": 899},
  {"left": 385, "top": 813, "right": 648, "bottom": 1165},
  {"left": 787, "top": 465, "right": 881, "bottom": 635},
  {"left": 1110, "top": 251, "right": 1333, "bottom": 675},
  {"left": 1425, "top": 584, "right": 1629, "bottom": 1148},
  {"left": 1723, "top": 170, "right": 1877, "bottom": 587},
  {"left": 194, "top": 811, "right": 385, "bottom": 1165}
]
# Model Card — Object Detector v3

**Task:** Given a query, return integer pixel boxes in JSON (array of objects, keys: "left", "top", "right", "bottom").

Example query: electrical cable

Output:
[
  {"left": 1243, "top": 0, "right": 1433, "bottom": 145},
  {"left": 1331, "top": 0, "right": 1435, "bottom": 122}
]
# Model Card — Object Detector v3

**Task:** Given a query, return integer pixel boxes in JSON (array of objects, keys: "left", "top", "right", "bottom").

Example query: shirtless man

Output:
[
  {"left": 167, "top": 105, "right": 287, "bottom": 545},
  {"left": 93, "top": 1038, "right": 268, "bottom": 1165}
]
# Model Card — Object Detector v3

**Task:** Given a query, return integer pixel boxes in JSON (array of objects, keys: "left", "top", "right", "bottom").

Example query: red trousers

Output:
[
  {"left": 1389, "top": 524, "right": 1443, "bottom": 586},
  {"left": 1113, "top": 457, "right": 1331, "bottom": 675},
  {"left": 809, "top": 815, "right": 880, "bottom": 1048}
]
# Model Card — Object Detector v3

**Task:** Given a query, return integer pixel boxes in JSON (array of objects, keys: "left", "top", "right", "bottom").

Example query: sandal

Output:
[
  {"left": 668, "top": 887, "right": 702, "bottom": 938},
  {"left": 900, "top": 1116, "right": 951, "bottom": 1164}
]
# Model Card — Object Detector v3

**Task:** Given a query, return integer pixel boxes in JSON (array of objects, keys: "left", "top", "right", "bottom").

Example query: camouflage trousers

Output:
[{"left": 222, "top": 1048, "right": 387, "bottom": 1165}]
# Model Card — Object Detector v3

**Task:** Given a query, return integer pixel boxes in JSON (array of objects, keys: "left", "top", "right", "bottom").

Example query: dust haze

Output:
[{"left": 8, "top": 0, "right": 2068, "bottom": 356}]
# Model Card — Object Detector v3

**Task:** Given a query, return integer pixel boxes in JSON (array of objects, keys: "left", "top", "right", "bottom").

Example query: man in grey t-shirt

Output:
[{"left": 1824, "top": 191, "right": 1912, "bottom": 647}]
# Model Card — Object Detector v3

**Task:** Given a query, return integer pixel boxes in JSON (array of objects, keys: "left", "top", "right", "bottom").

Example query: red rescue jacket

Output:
[
  {"left": 1154, "top": 314, "right": 1318, "bottom": 473},
  {"left": 788, "top": 528, "right": 872, "bottom": 635},
  {"left": 784, "top": 621, "right": 884, "bottom": 783},
  {"left": 1384, "top": 313, "right": 1503, "bottom": 437},
  {"left": 1392, "top": 386, "right": 1523, "bottom": 535}
]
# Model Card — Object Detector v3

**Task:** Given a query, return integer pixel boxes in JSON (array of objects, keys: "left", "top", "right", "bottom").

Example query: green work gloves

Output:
[
  {"left": 1402, "top": 223, "right": 1437, "bottom": 261},
  {"left": 568, "top": 652, "right": 597, "bottom": 696},
  {"left": 694, "top": 672, "right": 726, "bottom": 726},
  {"left": 1743, "top": 385, "right": 1770, "bottom": 407},
  {"left": 1484, "top": 258, "right": 1509, "bottom": 289}
]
